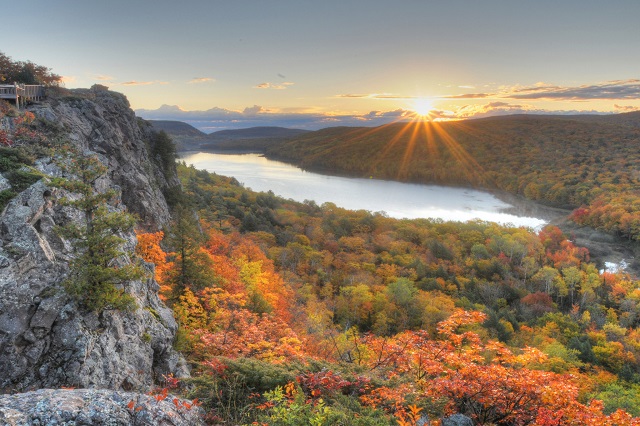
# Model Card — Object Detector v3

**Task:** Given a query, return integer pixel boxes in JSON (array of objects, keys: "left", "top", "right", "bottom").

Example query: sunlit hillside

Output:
[{"left": 266, "top": 114, "right": 640, "bottom": 241}]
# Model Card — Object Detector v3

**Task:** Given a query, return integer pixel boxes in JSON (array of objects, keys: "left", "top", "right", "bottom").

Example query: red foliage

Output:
[
  {"left": 297, "top": 370, "right": 370, "bottom": 399},
  {"left": 521, "top": 292, "right": 555, "bottom": 316}
]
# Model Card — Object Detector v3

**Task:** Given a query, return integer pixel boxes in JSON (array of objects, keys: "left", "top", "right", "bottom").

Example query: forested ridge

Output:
[
  {"left": 132, "top": 162, "right": 640, "bottom": 424},
  {"left": 265, "top": 114, "right": 640, "bottom": 241}
]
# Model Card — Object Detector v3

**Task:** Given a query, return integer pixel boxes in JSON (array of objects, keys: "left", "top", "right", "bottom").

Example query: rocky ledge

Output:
[{"left": 0, "top": 388, "right": 204, "bottom": 426}]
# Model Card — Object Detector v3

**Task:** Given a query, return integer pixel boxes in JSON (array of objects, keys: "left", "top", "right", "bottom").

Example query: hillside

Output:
[
  {"left": 155, "top": 163, "right": 640, "bottom": 424},
  {"left": 148, "top": 120, "right": 207, "bottom": 151},
  {"left": 149, "top": 121, "right": 310, "bottom": 152},
  {"left": 266, "top": 113, "right": 640, "bottom": 240},
  {"left": 207, "top": 126, "right": 309, "bottom": 140},
  {"left": 149, "top": 119, "right": 207, "bottom": 138},
  {"left": 200, "top": 126, "right": 310, "bottom": 151}
]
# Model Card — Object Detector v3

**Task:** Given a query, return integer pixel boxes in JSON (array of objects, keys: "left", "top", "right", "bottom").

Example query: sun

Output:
[{"left": 411, "top": 98, "right": 434, "bottom": 118}]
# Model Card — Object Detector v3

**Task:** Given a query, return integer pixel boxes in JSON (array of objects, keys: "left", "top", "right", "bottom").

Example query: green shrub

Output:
[
  {"left": 0, "top": 189, "right": 16, "bottom": 211},
  {"left": 0, "top": 147, "right": 34, "bottom": 172},
  {"left": 6, "top": 169, "right": 41, "bottom": 191},
  {"left": 256, "top": 385, "right": 391, "bottom": 426},
  {"left": 186, "top": 357, "right": 307, "bottom": 424}
]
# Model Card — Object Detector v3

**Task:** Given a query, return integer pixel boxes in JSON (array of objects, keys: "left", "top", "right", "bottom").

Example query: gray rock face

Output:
[
  {"left": 0, "top": 174, "right": 10, "bottom": 192},
  {"left": 442, "top": 413, "right": 475, "bottom": 426},
  {"left": 0, "top": 388, "right": 204, "bottom": 425},
  {"left": 29, "top": 88, "right": 180, "bottom": 230},
  {"left": 0, "top": 91, "right": 187, "bottom": 392}
]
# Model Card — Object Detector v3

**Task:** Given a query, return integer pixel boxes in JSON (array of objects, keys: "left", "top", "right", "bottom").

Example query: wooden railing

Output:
[{"left": 0, "top": 84, "right": 45, "bottom": 108}]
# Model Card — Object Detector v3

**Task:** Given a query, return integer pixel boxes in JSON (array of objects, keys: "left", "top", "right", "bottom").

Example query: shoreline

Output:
[{"left": 179, "top": 148, "right": 638, "bottom": 277}]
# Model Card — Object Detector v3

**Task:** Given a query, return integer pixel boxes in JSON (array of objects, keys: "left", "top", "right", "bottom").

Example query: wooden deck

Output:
[{"left": 0, "top": 84, "right": 45, "bottom": 108}]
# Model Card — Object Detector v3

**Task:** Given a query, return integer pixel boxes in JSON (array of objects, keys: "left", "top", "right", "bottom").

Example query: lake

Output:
[{"left": 180, "top": 152, "right": 553, "bottom": 228}]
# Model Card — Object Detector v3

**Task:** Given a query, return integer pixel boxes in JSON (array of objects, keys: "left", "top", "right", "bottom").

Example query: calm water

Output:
[{"left": 180, "top": 152, "right": 549, "bottom": 228}]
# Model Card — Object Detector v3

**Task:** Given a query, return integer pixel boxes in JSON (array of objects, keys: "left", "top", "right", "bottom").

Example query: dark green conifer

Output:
[
  {"left": 164, "top": 205, "right": 217, "bottom": 301},
  {"left": 54, "top": 152, "right": 143, "bottom": 312}
]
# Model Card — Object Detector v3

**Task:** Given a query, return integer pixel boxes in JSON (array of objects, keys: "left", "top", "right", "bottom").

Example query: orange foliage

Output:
[
  {"left": 353, "top": 309, "right": 640, "bottom": 425},
  {"left": 136, "top": 231, "right": 173, "bottom": 300},
  {"left": 196, "top": 288, "right": 302, "bottom": 362}
]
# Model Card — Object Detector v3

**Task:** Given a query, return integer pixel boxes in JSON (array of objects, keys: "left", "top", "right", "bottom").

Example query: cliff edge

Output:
[{"left": 0, "top": 87, "right": 187, "bottom": 394}]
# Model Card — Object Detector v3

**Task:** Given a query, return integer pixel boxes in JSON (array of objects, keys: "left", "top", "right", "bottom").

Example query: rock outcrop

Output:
[
  {"left": 30, "top": 86, "right": 179, "bottom": 229},
  {"left": 0, "top": 388, "right": 204, "bottom": 425},
  {"left": 442, "top": 414, "right": 475, "bottom": 426},
  {"left": 0, "top": 87, "right": 186, "bottom": 393}
]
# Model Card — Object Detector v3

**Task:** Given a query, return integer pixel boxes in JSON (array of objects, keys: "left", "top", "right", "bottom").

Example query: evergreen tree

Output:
[
  {"left": 164, "top": 205, "right": 217, "bottom": 301},
  {"left": 54, "top": 152, "right": 143, "bottom": 312},
  {"left": 150, "top": 130, "right": 177, "bottom": 173}
]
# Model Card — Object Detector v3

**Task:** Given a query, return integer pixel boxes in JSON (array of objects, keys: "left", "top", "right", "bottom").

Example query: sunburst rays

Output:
[{"left": 347, "top": 112, "right": 488, "bottom": 185}]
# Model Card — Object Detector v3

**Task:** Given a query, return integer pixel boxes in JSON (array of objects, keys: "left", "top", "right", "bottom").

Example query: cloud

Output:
[
  {"left": 335, "top": 93, "right": 418, "bottom": 100},
  {"left": 254, "top": 82, "right": 294, "bottom": 89},
  {"left": 188, "top": 77, "right": 215, "bottom": 84},
  {"left": 243, "top": 105, "right": 264, "bottom": 116},
  {"left": 451, "top": 101, "right": 605, "bottom": 119},
  {"left": 363, "top": 109, "right": 412, "bottom": 118},
  {"left": 336, "top": 93, "right": 369, "bottom": 98},
  {"left": 373, "top": 95, "right": 418, "bottom": 100},
  {"left": 443, "top": 93, "right": 491, "bottom": 99},
  {"left": 507, "top": 79, "right": 640, "bottom": 100},
  {"left": 136, "top": 104, "right": 421, "bottom": 131},
  {"left": 120, "top": 80, "right": 168, "bottom": 86},
  {"left": 336, "top": 79, "right": 640, "bottom": 105},
  {"left": 453, "top": 102, "right": 529, "bottom": 119},
  {"left": 60, "top": 75, "right": 76, "bottom": 84},
  {"left": 93, "top": 74, "right": 115, "bottom": 81},
  {"left": 277, "top": 73, "right": 286, "bottom": 79},
  {"left": 122, "top": 81, "right": 153, "bottom": 86},
  {"left": 156, "top": 104, "right": 185, "bottom": 113},
  {"left": 614, "top": 104, "right": 639, "bottom": 111}
]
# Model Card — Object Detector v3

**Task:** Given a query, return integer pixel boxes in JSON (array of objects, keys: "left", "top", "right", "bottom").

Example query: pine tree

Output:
[
  {"left": 149, "top": 130, "right": 177, "bottom": 173},
  {"left": 54, "top": 152, "right": 143, "bottom": 312},
  {"left": 164, "top": 205, "right": 217, "bottom": 301}
]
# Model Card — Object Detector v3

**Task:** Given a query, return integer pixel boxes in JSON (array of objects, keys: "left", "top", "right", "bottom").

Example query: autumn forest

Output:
[{"left": 135, "top": 151, "right": 640, "bottom": 424}]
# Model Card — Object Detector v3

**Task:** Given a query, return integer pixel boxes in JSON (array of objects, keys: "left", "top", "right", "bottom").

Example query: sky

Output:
[{"left": 3, "top": 0, "right": 640, "bottom": 131}]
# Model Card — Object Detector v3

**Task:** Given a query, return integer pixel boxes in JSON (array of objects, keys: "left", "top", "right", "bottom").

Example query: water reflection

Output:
[{"left": 180, "top": 152, "right": 548, "bottom": 228}]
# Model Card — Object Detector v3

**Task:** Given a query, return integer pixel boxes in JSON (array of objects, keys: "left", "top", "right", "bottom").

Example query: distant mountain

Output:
[
  {"left": 198, "top": 126, "right": 310, "bottom": 151},
  {"left": 148, "top": 121, "right": 311, "bottom": 152},
  {"left": 573, "top": 110, "right": 640, "bottom": 128},
  {"left": 148, "top": 120, "right": 206, "bottom": 137},
  {"left": 206, "top": 126, "right": 309, "bottom": 141},
  {"left": 469, "top": 110, "right": 640, "bottom": 127},
  {"left": 148, "top": 120, "right": 207, "bottom": 151}
]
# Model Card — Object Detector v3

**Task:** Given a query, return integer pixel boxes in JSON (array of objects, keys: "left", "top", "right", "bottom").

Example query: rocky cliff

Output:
[{"left": 0, "top": 86, "right": 187, "bottom": 394}]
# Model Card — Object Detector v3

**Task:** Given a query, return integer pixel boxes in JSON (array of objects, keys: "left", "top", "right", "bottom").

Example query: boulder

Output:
[
  {"left": 442, "top": 414, "right": 474, "bottom": 426},
  {"left": 0, "top": 388, "right": 204, "bottom": 425}
]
